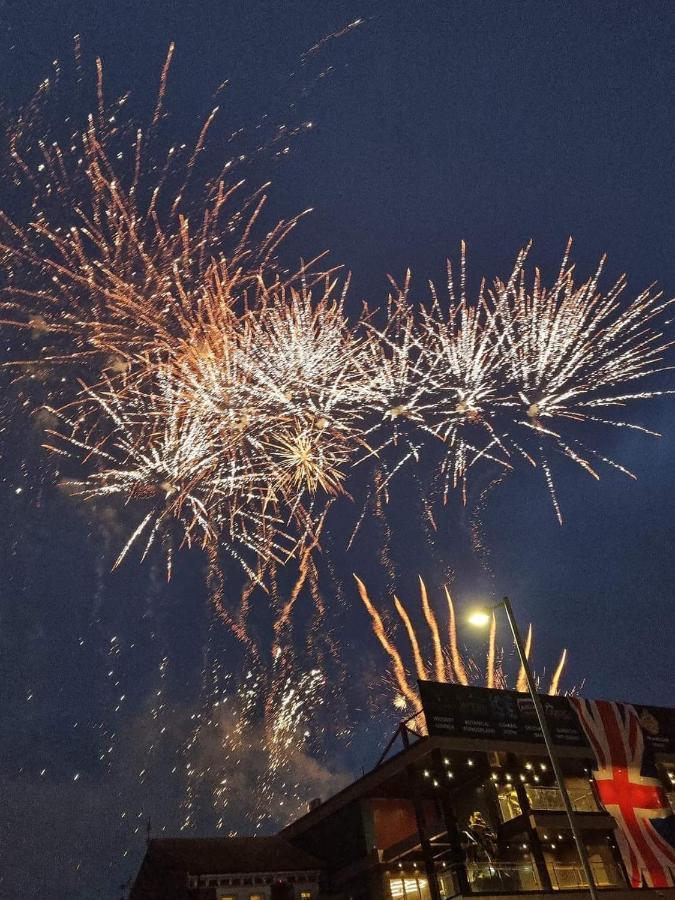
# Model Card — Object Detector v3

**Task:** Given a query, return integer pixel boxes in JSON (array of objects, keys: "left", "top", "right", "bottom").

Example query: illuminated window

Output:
[
  {"left": 300, "top": 893, "right": 312, "bottom": 899},
  {"left": 388, "top": 875, "right": 431, "bottom": 900},
  {"left": 249, "top": 894, "right": 264, "bottom": 900}
]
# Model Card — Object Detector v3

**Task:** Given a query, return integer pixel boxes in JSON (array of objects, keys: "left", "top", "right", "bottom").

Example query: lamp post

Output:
[{"left": 469, "top": 597, "right": 598, "bottom": 900}]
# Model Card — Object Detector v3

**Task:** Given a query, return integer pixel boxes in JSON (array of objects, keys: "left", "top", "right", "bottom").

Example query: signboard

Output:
[
  {"left": 631, "top": 703, "right": 675, "bottom": 755},
  {"left": 418, "top": 681, "right": 675, "bottom": 753}
]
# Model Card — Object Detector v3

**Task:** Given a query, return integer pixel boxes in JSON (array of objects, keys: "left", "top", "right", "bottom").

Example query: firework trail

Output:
[
  {"left": 418, "top": 575, "right": 446, "bottom": 682},
  {"left": 549, "top": 647, "right": 568, "bottom": 696},
  {"left": 393, "top": 594, "right": 427, "bottom": 681},
  {"left": 444, "top": 586, "right": 468, "bottom": 685},
  {"left": 516, "top": 624, "right": 534, "bottom": 693},
  {"left": 356, "top": 575, "right": 570, "bottom": 724},
  {"left": 353, "top": 574, "right": 419, "bottom": 710},
  {"left": 486, "top": 611, "right": 497, "bottom": 689}
]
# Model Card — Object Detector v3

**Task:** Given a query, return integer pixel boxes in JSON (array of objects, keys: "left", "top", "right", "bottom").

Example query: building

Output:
[
  {"left": 130, "top": 684, "right": 675, "bottom": 900},
  {"left": 130, "top": 836, "right": 321, "bottom": 900}
]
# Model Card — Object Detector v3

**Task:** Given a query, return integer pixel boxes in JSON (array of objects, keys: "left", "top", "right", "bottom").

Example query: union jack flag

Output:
[{"left": 570, "top": 698, "right": 675, "bottom": 888}]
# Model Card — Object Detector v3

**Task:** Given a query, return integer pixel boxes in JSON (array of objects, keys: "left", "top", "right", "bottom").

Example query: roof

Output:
[
  {"left": 149, "top": 836, "right": 321, "bottom": 873},
  {"left": 130, "top": 837, "right": 322, "bottom": 899}
]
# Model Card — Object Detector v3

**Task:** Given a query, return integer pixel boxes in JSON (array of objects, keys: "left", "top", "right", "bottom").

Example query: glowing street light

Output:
[
  {"left": 467, "top": 609, "right": 491, "bottom": 627},
  {"left": 469, "top": 597, "right": 598, "bottom": 900}
]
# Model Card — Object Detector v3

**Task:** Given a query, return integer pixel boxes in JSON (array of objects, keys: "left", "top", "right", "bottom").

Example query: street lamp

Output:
[{"left": 469, "top": 597, "right": 598, "bottom": 900}]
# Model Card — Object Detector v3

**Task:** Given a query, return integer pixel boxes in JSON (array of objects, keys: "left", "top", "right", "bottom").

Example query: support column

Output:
[
  {"left": 407, "top": 763, "right": 442, "bottom": 900},
  {"left": 431, "top": 749, "right": 470, "bottom": 896},
  {"left": 511, "top": 758, "right": 552, "bottom": 892}
]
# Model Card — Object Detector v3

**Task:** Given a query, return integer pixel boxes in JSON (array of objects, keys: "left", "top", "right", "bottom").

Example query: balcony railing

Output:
[
  {"left": 549, "top": 862, "right": 624, "bottom": 889},
  {"left": 525, "top": 785, "right": 599, "bottom": 813},
  {"left": 467, "top": 862, "right": 541, "bottom": 892}
]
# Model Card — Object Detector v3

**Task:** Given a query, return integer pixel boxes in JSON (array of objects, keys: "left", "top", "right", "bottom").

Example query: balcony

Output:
[
  {"left": 467, "top": 862, "right": 541, "bottom": 893},
  {"left": 549, "top": 862, "right": 625, "bottom": 890},
  {"left": 525, "top": 785, "right": 599, "bottom": 813}
]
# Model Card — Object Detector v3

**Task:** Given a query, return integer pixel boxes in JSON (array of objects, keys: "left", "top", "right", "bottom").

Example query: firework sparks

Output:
[
  {"left": 44, "top": 370, "right": 296, "bottom": 577},
  {"left": 491, "top": 241, "right": 675, "bottom": 520},
  {"left": 1, "top": 48, "right": 673, "bottom": 616},
  {"left": 0, "top": 44, "right": 311, "bottom": 379}
]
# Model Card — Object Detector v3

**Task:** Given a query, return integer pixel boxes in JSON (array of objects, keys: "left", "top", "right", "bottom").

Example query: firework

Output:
[
  {"left": 491, "top": 242, "right": 675, "bottom": 520},
  {"left": 0, "top": 43, "right": 312, "bottom": 381},
  {"left": 416, "top": 248, "right": 515, "bottom": 501},
  {"left": 355, "top": 574, "right": 570, "bottom": 722},
  {"left": 44, "top": 370, "right": 296, "bottom": 579},
  {"left": 1, "top": 49, "right": 673, "bottom": 597},
  {"left": 235, "top": 277, "right": 370, "bottom": 507}
]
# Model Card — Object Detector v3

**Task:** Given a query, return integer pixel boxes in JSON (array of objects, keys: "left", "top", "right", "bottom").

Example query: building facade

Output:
[
  {"left": 130, "top": 836, "right": 321, "bottom": 900},
  {"left": 281, "top": 684, "right": 675, "bottom": 899},
  {"left": 130, "top": 685, "right": 675, "bottom": 900}
]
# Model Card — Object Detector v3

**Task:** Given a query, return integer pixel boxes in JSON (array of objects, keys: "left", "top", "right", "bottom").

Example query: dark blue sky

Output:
[{"left": 1, "top": 2, "right": 674, "bottom": 898}]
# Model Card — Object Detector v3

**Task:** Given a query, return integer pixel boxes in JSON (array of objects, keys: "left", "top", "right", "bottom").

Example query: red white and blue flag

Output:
[{"left": 570, "top": 698, "right": 675, "bottom": 888}]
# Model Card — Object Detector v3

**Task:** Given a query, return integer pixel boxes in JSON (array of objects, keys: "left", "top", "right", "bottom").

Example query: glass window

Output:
[
  {"left": 300, "top": 893, "right": 312, "bottom": 899},
  {"left": 437, "top": 873, "right": 456, "bottom": 898},
  {"left": 249, "top": 894, "right": 264, "bottom": 900},
  {"left": 543, "top": 831, "right": 625, "bottom": 890},
  {"left": 388, "top": 875, "right": 431, "bottom": 900},
  {"left": 526, "top": 780, "right": 599, "bottom": 813},
  {"left": 565, "top": 777, "right": 599, "bottom": 812}
]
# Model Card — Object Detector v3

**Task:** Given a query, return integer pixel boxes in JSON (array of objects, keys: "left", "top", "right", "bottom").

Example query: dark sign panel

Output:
[
  {"left": 419, "top": 681, "right": 589, "bottom": 747},
  {"left": 632, "top": 703, "right": 675, "bottom": 754},
  {"left": 418, "top": 681, "right": 675, "bottom": 753}
]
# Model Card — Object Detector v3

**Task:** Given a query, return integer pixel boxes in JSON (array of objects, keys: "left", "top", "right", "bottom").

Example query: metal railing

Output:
[
  {"left": 525, "top": 784, "right": 599, "bottom": 813},
  {"left": 549, "top": 862, "right": 624, "bottom": 889},
  {"left": 466, "top": 862, "right": 541, "bottom": 892}
]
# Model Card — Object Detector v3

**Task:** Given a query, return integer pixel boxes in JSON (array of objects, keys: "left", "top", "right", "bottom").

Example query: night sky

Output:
[{"left": 1, "top": 2, "right": 674, "bottom": 898}]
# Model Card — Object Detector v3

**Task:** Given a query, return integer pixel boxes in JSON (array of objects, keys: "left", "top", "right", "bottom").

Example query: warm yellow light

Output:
[{"left": 468, "top": 609, "right": 491, "bottom": 627}]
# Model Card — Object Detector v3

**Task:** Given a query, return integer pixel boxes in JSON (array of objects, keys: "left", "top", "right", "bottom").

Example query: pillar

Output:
[{"left": 407, "top": 762, "right": 443, "bottom": 900}]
